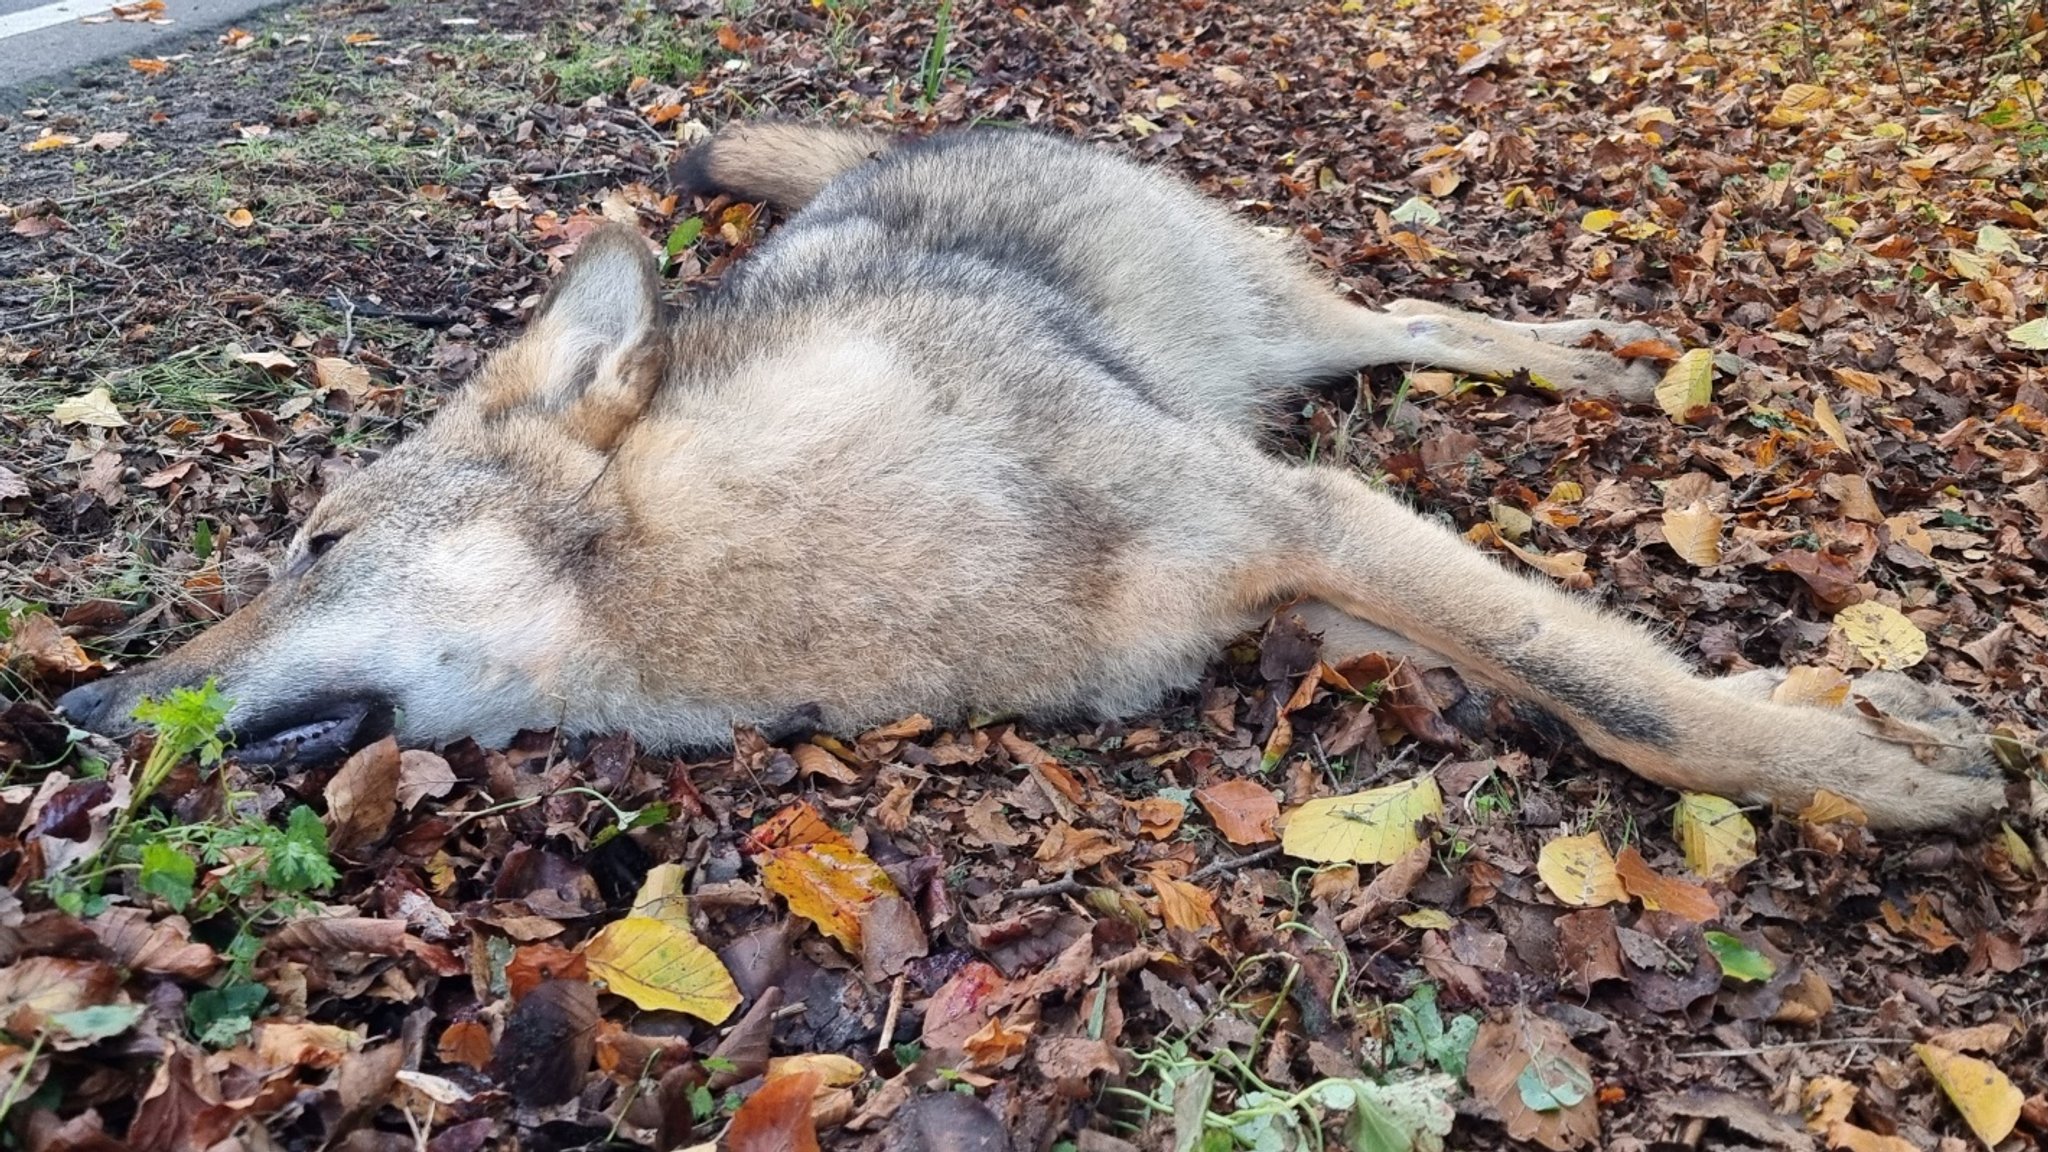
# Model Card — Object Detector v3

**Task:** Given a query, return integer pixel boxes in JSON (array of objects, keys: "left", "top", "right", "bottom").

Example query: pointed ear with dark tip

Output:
[{"left": 471, "top": 223, "right": 668, "bottom": 451}]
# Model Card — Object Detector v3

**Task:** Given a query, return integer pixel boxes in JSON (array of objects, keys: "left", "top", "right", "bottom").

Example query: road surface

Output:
[{"left": 0, "top": 0, "right": 284, "bottom": 98}]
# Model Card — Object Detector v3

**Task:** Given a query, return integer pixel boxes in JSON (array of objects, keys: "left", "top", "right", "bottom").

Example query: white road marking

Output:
[{"left": 0, "top": 1, "right": 112, "bottom": 41}]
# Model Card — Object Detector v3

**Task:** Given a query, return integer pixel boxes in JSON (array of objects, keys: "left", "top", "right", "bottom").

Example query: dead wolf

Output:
[{"left": 58, "top": 123, "right": 2003, "bottom": 830}]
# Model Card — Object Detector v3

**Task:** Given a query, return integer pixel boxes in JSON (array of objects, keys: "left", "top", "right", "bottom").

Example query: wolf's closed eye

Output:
[{"left": 307, "top": 531, "right": 344, "bottom": 559}]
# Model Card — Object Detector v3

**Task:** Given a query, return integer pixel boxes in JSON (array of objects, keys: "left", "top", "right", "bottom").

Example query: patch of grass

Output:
[
  {"left": 104, "top": 346, "right": 303, "bottom": 415},
  {"left": 548, "top": 19, "right": 703, "bottom": 103}
]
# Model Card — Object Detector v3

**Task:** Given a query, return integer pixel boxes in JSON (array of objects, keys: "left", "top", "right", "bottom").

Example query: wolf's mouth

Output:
[{"left": 233, "top": 698, "right": 394, "bottom": 767}]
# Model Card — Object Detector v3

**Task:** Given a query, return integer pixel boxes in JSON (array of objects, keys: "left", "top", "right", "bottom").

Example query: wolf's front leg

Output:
[{"left": 1263, "top": 466, "right": 2005, "bottom": 830}]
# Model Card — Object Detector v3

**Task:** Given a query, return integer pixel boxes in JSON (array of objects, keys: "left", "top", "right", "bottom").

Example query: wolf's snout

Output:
[{"left": 56, "top": 677, "right": 123, "bottom": 733}]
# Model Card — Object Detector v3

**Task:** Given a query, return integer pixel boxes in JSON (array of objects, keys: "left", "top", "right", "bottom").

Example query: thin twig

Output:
[
  {"left": 528, "top": 168, "right": 613, "bottom": 183},
  {"left": 876, "top": 973, "right": 906, "bottom": 1056},
  {"left": 1186, "top": 843, "right": 1284, "bottom": 885},
  {"left": 1004, "top": 873, "right": 1082, "bottom": 903},
  {"left": 2, "top": 304, "right": 114, "bottom": 338},
  {"left": 1677, "top": 1037, "right": 1914, "bottom": 1059},
  {"left": 51, "top": 167, "right": 185, "bottom": 209}
]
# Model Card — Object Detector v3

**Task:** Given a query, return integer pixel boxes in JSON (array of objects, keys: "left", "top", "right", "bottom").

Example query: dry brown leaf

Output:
[
  {"left": 1193, "top": 778, "right": 1280, "bottom": 845},
  {"left": 325, "top": 737, "right": 399, "bottom": 854},
  {"left": 1661, "top": 502, "right": 1724, "bottom": 566}
]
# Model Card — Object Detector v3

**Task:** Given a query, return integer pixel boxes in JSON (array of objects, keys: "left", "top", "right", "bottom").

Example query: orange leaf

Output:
[
  {"left": 962, "top": 1014, "right": 1034, "bottom": 1069},
  {"left": 1614, "top": 846, "right": 1718, "bottom": 923},
  {"left": 759, "top": 842, "right": 899, "bottom": 952},
  {"left": 506, "top": 942, "right": 587, "bottom": 1000},
  {"left": 728, "top": 1068, "right": 822, "bottom": 1152},
  {"left": 437, "top": 1020, "right": 492, "bottom": 1069},
  {"left": 128, "top": 58, "right": 169, "bottom": 75},
  {"left": 1194, "top": 778, "right": 1280, "bottom": 845},
  {"left": 745, "top": 801, "right": 852, "bottom": 854},
  {"left": 1150, "top": 873, "right": 1218, "bottom": 933}
]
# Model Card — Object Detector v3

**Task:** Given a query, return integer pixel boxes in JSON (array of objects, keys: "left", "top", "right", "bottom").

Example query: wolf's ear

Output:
[{"left": 473, "top": 223, "right": 667, "bottom": 452}]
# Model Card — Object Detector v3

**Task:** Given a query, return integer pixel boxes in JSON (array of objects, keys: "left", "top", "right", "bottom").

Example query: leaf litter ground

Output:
[{"left": 3, "top": 0, "right": 2048, "bottom": 1148}]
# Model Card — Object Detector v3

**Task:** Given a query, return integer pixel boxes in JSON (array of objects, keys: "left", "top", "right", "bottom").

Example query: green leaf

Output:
[
  {"left": 2006, "top": 317, "right": 2048, "bottom": 351},
  {"left": 138, "top": 839, "right": 197, "bottom": 911},
  {"left": 1517, "top": 1053, "right": 1593, "bottom": 1111},
  {"left": 1389, "top": 196, "right": 1442, "bottom": 227},
  {"left": 49, "top": 1002, "right": 145, "bottom": 1042},
  {"left": 664, "top": 217, "right": 704, "bottom": 257},
  {"left": 188, "top": 981, "right": 267, "bottom": 1047},
  {"left": 265, "top": 805, "right": 338, "bottom": 894},
  {"left": 1704, "top": 930, "right": 1777, "bottom": 983},
  {"left": 130, "top": 679, "right": 232, "bottom": 768}
]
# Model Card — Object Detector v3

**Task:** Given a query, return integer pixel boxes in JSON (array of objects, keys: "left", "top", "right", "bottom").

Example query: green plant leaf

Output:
[
  {"left": 188, "top": 981, "right": 267, "bottom": 1047},
  {"left": 1516, "top": 1052, "right": 1593, "bottom": 1111},
  {"left": 138, "top": 839, "right": 197, "bottom": 911},
  {"left": 265, "top": 805, "right": 338, "bottom": 894},
  {"left": 1704, "top": 930, "right": 1777, "bottom": 983},
  {"left": 50, "top": 1003, "right": 145, "bottom": 1042}
]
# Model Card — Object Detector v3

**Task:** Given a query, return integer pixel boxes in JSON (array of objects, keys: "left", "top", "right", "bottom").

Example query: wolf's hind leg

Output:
[
  {"left": 1293, "top": 296, "right": 1667, "bottom": 401},
  {"left": 1252, "top": 466, "right": 2003, "bottom": 830}
]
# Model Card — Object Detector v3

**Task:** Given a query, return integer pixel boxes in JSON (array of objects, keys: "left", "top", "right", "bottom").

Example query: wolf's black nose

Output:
[{"left": 56, "top": 679, "right": 114, "bottom": 729}]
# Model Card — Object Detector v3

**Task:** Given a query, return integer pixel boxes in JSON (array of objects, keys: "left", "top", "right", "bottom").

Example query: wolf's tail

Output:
[{"left": 669, "top": 122, "right": 895, "bottom": 211}]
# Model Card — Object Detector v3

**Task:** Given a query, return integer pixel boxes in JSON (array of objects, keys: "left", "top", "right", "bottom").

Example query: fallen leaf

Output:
[
  {"left": 1194, "top": 778, "right": 1280, "bottom": 845},
  {"left": 2005, "top": 316, "right": 2048, "bottom": 350},
  {"left": 1915, "top": 1043, "right": 2022, "bottom": 1147},
  {"left": 729, "top": 1069, "right": 823, "bottom": 1152},
  {"left": 1613, "top": 846, "right": 1718, "bottom": 922},
  {"left": 1149, "top": 871, "right": 1218, "bottom": 932},
  {"left": 765, "top": 1053, "right": 866, "bottom": 1087},
  {"left": 1797, "top": 789, "right": 1868, "bottom": 826},
  {"left": 325, "top": 737, "right": 399, "bottom": 854},
  {"left": 51, "top": 386, "right": 128, "bottom": 428},
  {"left": 1833, "top": 601, "right": 1927, "bottom": 670},
  {"left": 1467, "top": 1009, "right": 1600, "bottom": 1150},
  {"left": 1772, "top": 666, "right": 1851, "bottom": 709},
  {"left": 1813, "top": 394, "right": 1851, "bottom": 452},
  {"left": 1281, "top": 774, "right": 1444, "bottom": 864},
  {"left": 1661, "top": 503, "right": 1724, "bottom": 566},
  {"left": 1703, "top": 931, "right": 1775, "bottom": 982},
  {"left": 1672, "top": 793, "right": 1756, "bottom": 880},
  {"left": 582, "top": 916, "right": 741, "bottom": 1023},
  {"left": 1580, "top": 208, "right": 1618, "bottom": 233},
  {"left": 395, "top": 750, "right": 456, "bottom": 810},
  {"left": 1536, "top": 833, "right": 1626, "bottom": 908},
  {"left": 758, "top": 840, "right": 899, "bottom": 952},
  {"left": 1655, "top": 348, "right": 1715, "bottom": 421}
]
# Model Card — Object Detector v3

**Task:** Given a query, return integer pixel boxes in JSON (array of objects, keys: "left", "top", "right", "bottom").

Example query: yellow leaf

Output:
[
  {"left": 226, "top": 207, "right": 255, "bottom": 229},
  {"left": 1915, "top": 1044, "right": 2022, "bottom": 1147},
  {"left": 1765, "top": 82, "right": 1830, "bottom": 125},
  {"left": 1673, "top": 793, "right": 1756, "bottom": 880},
  {"left": 1660, "top": 502, "right": 1724, "bottom": 566},
  {"left": 628, "top": 861, "right": 693, "bottom": 925},
  {"left": 1536, "top": 833, "right": 1626, "bottom": 907},
  {"left": 1772, "top": 665, "right": 1851, "bottom": 709},
  {"left": 581, "top": 916, "right": 741, "bottom": 1024},
  {"left": 1400, "top": 908, "right": 1454, "bottom": 930},
  {"left": 759, "top": 841, "right": 899, "bottom": 952},
  {"left": 1812, "top": 393, "right": 1851, "bottom": 452},
  {"left": 1797, "top": 789, "right": 1869, "bottom": 826},
  {"left": 1947, "top": 249, "right": 1994, "bottom": 283},
  {"left": 1833, "top": 601, "right": 1927, "bottom": 670},
  {"left": 1997, "top": 822, "right": 2038, "bottom": 876},
  {"left": 766, "top": 1053, "right": 867, "bottom": 1087},
  {"left": 1655, "top": 348, "right": 1715, "bottom": 421},
  {"left": 1280, "top": 775, "right": 1443, "bottom": 865},
  {"left": 50, "top": 386, "right": 128, "bottom": 428},
  {"left": 1580, "top": 208, "right": 1619, "bottom": 233},
  {"left": 24, "top": 133, "right": 79, "bottom": 152}
]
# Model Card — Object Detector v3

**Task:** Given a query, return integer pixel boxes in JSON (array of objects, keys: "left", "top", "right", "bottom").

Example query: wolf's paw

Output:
[
  {"left": 1522, "top": 317, "right": 1675, "bottom": 402},
  {"left": 1720, "top": 667, "right": 2005, "bottom": 828}
]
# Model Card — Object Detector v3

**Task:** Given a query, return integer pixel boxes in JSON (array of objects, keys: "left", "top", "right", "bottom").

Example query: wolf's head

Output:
[{"left": 58, "top": 225, "right": 670, "bottom": 762}]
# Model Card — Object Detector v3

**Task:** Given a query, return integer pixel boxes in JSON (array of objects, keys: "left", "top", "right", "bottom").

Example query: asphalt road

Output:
[{"left": 0, "top": 0, "right": 285, "bottom": 99}]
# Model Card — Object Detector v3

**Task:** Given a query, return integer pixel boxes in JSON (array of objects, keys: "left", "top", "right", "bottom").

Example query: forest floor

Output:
[{"left": 3, "top": 0, "right": 2048, "bottom": 1149}]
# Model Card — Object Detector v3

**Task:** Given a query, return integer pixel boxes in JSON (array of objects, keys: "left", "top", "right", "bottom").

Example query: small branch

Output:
[
  {"left": 876, "top": 973, "right": 906, "bottom": 1056},
  {"left": 1186, "top": 844, "right": 1283, "bottom": 885},
  {"left": 1677, "top": 1037, "right": 1914, "bottom": 1059},
  {"left": 1004, "top": 873, "right": 1082, "bottom": 903},
  {"left": 51, "top": 167, "right": 185, "bottom": 209}
]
